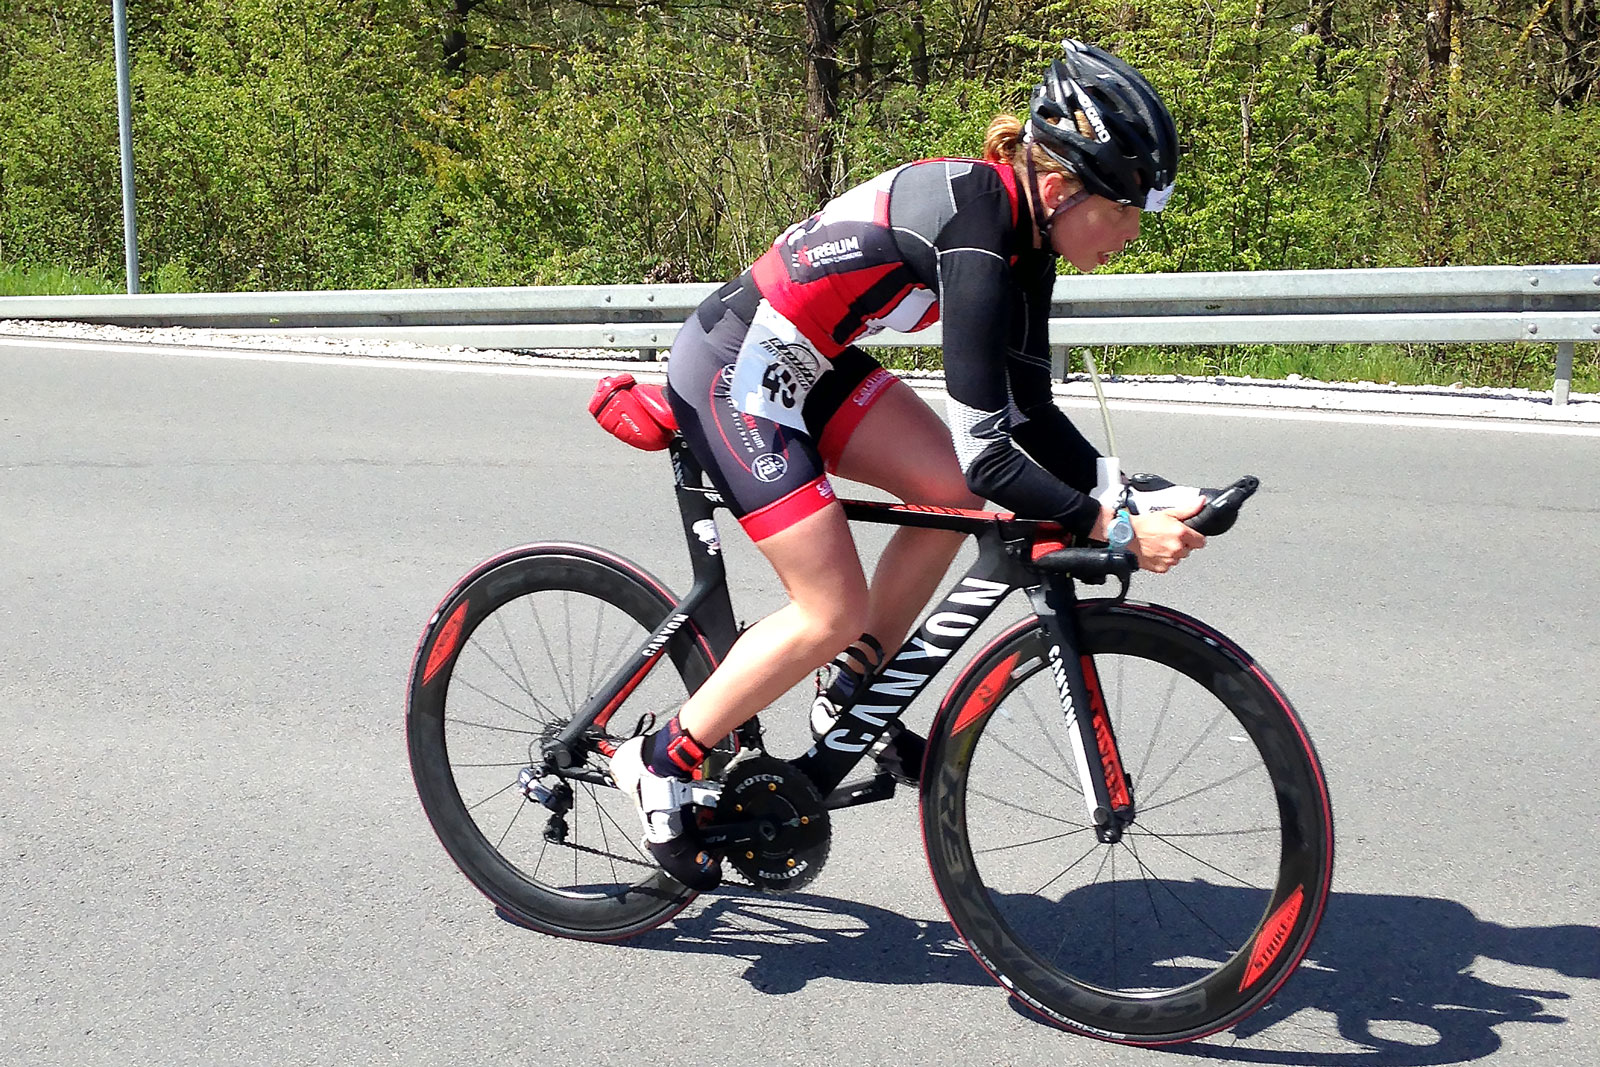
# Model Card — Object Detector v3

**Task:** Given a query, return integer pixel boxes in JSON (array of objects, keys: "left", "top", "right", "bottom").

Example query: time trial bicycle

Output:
[{"left": 405, "top": 373, "right": 1334, "bottom": 1046}]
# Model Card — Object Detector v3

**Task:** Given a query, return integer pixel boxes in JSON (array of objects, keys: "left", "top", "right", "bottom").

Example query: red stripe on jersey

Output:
[
  {"left": 740, "top": 476, "right": 837, "bottom": 541},
  {"left": 752, "top": 252, "right": 904, "bottom": 358}
]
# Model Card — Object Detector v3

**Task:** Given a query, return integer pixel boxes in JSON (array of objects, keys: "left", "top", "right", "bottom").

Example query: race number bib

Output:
[{"left": 730, "top": 300, "right": 829, "bottom": 433}]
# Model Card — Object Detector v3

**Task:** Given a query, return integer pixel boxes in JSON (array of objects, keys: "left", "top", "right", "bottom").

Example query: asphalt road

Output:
[{"left": 2, "top": 338, "right": 1597, "bottom": 1067}]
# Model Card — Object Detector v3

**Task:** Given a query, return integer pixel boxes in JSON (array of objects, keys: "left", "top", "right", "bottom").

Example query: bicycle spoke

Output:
[
  {"left": 464, "top": 776, "right": 522, "bottom": 813},
  {"left": 1110, "top": 846, "right": 1119, "bottom": 988},
  {"left": 980, "top": 729, "right": 1083, "bottom": 798},
  {"left": 531, "top": 831, "right": 551, "bottom": 884},
  {"left": 1138, "top": 703, "right": 1233, "bottom": 806},
  {"left": 1016, "top": 677, "right": 1078, "bottom": 789},
  {"left": 494, "top": 610, "right": 537, "bottom": 703},
  {"left": 586, "top": 596, "right": 607, "bottom": 697},
  {"left": 564, "top": 592, "right": 575, "bottom": 714},
  {"left": 1133, "top": 666, "right": 1180, "bottom": 788},
  {"left": 1135, "top": 826, "right": 1265, "bottom": 890},
  {"left": 1032, "top": 834, "right": 1108, "bottom": 898},
  {"left": 1137, "top": 761, "right": 1263, "bottom": 817},
  {"left": 966, "top": 785, "right": 1083, "bottom": 827},
  {"left": 466, "top": 636, "right": 543, "bottom": 711},
  {"left": 973, "top": 824, "right": 1098, "bottom": 857},
  {"left": 583, "top": 782, "right": 623, "bottom": 886},
  {"left": 444, "top": 714, "right": 540, "bottom": 737},
  {"left": 1123, "top": 835, "right": 1164, "bottom": 928},
  {"left": 450, "top": 672, "right": 553, "bottom": 726},
  {"left": 1123, "top": 840, "right": 1242, "bottom": 953},
  {"left": 495, "top": 791, "right": 529, "bottom": 850},
  {"left": 589, "top": 782, "right": 654, "bottom": 865},
  {"left": 529, "top": 594, "right": 577, "bottom": 715}
]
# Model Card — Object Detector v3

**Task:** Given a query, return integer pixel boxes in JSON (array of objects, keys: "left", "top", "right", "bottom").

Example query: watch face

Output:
[{"left": 1109, "top": 513, "right": 1133, "bottom": 548}]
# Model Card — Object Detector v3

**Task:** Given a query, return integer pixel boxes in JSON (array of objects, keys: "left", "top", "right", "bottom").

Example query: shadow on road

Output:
[
  {"left": 619, "top": 889, "right": 989, "bottom": 994},
  {"left": 1175, "top": 891, "right": 1598, "bottom": 1065},
  {"left": 587, "top": 887, "right": 1597, "bottom": 1063}
]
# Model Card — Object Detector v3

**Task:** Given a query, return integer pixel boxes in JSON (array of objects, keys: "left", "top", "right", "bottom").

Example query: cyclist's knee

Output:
[{"left": 791, "top": 587, "right": 869, "bottom": 660}]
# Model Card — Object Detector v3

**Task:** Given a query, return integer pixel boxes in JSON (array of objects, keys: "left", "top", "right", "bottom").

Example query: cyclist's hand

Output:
[{"left": 1128, "top": 501, "right": 1207, "bottom": 573}]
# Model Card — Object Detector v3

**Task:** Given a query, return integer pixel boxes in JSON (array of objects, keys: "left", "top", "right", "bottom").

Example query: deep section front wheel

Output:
[
  {"left": 921, "top": 601, "right": 1333, "bottom": 1044},
  {"left": 407, "top": 543, "right": 717, "bottom": 940}
]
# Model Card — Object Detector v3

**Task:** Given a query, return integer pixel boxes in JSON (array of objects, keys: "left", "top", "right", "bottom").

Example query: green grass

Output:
[
  {"left": 1094, "top": 342, "right": 1599, "bottom": 394},
  {"left": 881, "top": 341, "right": 1599, "bottom": 394},
  {"left": 0, "top": 263, "right": 121, "bottom": 297}
]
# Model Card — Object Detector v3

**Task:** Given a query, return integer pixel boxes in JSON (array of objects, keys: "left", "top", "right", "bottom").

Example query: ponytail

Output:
[
  {"left": 982, "top": 114, "right": 1027, "bottom": 165},
  {"left": 982, "top": 112, "right": 1080, "bottom": 181}
]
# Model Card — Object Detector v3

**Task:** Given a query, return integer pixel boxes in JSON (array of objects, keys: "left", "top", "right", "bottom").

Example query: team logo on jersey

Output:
[
  {"left": 797, "top": 235, "right": 864, "bottom": 269},
  {"left": 752, "top": 453, "right": 789, "bottom": 483}
]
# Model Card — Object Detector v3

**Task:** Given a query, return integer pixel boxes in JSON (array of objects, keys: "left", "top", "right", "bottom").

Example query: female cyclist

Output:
[{"left": 612, "top": 40, "right": 1206, "bottom": 889}]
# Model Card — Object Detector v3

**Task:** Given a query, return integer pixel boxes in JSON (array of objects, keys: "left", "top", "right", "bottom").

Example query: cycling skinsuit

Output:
[{"left": 665, "top": 157, "right": 1104, "bottom": 542}]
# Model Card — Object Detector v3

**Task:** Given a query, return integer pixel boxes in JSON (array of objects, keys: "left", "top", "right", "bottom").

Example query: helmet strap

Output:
[{"left": 1025, "top": 149, "right": 1090, "bottom": 245}]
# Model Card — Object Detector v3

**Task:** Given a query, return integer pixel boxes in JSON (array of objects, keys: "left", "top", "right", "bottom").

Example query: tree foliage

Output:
[{"left": 1, "top": 0, "right": 1596, "bottom": 295}]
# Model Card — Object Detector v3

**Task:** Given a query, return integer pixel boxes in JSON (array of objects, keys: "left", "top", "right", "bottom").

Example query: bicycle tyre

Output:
[
  {"left": 407, "top": 543, "right": 719, "bottom": 940},
  {"left": 920, "top": 600, "right": 1333, "bottom": 1044}
]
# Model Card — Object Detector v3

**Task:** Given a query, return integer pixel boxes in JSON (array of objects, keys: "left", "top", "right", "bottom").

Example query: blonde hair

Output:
[{"left": 982, "top": 112, "right": 1092, "bottom": 186}]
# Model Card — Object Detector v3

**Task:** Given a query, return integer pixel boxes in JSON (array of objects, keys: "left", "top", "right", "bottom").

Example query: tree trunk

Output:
[
  {"left": 1309, "top": 0, "right": 1336, "bottom": 82},
  {"left": 909, "top": 5, "right": 929, "bottom": 90},
  {"left": 443, "top": 0, "right": 481, "bottom": 76},
  {"left": 855, "top": 0, "right": 876, "bottom": 98},
  {"left": 803, "top": 0, "right": 841, "bottom": 204},
  {"left": 1556, "top": 0, "right": 1599, "bottom": 105}
]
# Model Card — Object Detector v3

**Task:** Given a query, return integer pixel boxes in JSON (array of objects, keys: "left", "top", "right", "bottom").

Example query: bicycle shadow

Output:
[
  {"left": 613, "top": 889, "right": 989, "bottom": 995},
  {"left": 588, "top": 885, "right": 1597, "bottom": 1061},
  {"left": 1171, "top": 889, "right": 1598, "bottom": 1065}
]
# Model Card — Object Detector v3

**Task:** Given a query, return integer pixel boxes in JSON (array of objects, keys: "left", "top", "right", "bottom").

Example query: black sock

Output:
[{"left": 643, "top": 714, "right": 709, "bottom": 779}]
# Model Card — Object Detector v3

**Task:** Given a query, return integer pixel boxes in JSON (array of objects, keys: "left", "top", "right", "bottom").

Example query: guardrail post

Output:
[
  {"left": 1051, "top": 345, "right": 1068, "bottom": 381},
  {"left": 1554, "top": 341, "right": 1574, "bottom": 406}
]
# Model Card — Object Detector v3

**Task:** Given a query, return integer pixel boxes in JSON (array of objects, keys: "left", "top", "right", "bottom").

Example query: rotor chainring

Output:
[{"left": 712, "top": 755, "right": 831, "bottom": 892}]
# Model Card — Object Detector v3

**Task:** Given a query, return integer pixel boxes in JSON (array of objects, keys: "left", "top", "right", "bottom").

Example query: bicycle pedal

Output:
[
  {"left": 871, "top": 728, "right": 926, "bottom": 785},
  {"left": 825, "top": 771, "right": 899, "bottom": 810}
]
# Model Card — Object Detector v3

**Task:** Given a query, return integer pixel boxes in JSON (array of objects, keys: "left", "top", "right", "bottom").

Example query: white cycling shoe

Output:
[{"left": 609, "top": 736, "right": 722, "bottom": 891}]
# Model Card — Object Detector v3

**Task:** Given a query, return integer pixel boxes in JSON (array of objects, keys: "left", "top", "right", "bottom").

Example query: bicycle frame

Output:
[{"left": 545, "top": 436, "right": 1137, "bottom": 841}]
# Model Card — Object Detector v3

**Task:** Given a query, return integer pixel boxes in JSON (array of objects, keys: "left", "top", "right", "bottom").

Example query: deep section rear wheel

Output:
[
  {"left": 407, "top": 544, "right": 717, "bottom": 940},
  {"left": 921, "top": 601, "right": 1333, "bottom": 1044}
]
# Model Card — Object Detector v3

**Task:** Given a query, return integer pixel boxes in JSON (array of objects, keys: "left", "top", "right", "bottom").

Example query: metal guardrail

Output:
[{"left": 3, "top": 265, "right": 1596, "bottom": 403}]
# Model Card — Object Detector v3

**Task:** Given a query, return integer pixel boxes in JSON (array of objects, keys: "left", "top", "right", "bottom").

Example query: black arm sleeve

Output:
[
  {"left": 1005, "top": 255, "right": 1102, "bottom": 494},
  {"left": 932, "top": 201, "right": 1101, "bottom": 534}
]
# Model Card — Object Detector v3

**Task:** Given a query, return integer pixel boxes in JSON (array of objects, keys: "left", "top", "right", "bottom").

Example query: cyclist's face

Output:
[{"left": 1050, "top": 194, "right": 1142, "bottom": 273}]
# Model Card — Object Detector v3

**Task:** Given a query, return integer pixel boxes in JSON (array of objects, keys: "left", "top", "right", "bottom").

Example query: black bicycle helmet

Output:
[{"left": 1026, "top": 39, "right": 1179, "bottom": 212}]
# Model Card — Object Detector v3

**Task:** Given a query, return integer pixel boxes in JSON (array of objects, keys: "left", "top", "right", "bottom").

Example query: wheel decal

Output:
[
  {"left": 1239, "top": 884, "right": 1306, "bottom": 991},
  {"left": 951, "top": 652, "right": 1020, "bottom": 736},
  {"left": 422, "top": 600, "right": 470, "bottom": 686}
]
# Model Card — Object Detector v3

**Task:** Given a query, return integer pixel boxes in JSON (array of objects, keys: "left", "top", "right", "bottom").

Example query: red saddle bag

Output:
[{"left": 587, "top": 373, "right": 679, "bottom": 451}]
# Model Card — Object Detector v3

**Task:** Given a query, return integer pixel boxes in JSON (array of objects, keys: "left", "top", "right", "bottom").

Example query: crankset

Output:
[{"left": 704, "top": 754, "right": 831, "bottom": 892}]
